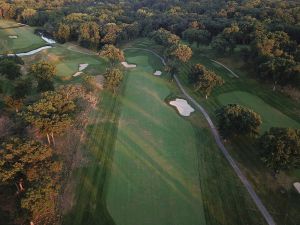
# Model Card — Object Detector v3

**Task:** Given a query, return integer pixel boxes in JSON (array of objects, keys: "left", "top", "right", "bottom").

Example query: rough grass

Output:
[
  {"left": 105, "top": 48, "right": 266, "bottom": 225},
  {"left": 0, "top": 20, "right": 46, "bottom": 54}
]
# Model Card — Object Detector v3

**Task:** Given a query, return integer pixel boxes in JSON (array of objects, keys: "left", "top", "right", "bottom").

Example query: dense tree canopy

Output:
[
  {"left": 189, "top": 64, "right": 224, "bottom": 98},
  {"left": 29, "top": 61, "right": 56, "bottom": 92},
  {"left": 259, "top": 127, "right": 300, "bottom": 173},
  {"left": 217, "top": 104, "right": 262, "bottom": 138},
  {"left": 99, "top": 44, "right": 125, "bottom": 66},
  {"left": 104, "top": 68, "right": 123, "bottom": 93},
  {"left": 20, "top": 91, "right": 76, "bottom": 145}
]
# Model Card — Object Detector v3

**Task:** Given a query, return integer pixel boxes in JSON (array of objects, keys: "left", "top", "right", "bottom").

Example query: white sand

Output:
[
  {"left": 5, "top": 46, "right": 52, "bottom": 57},
  {"left": 8, "top": 35, "right": 18, "bottom": 39},
  {"left": 169, "top": 98, "right": 195, "bottom": 116},
  {"left": 154, "top": 70, "right": 162, "bottom": 76},
  {"left": 79, "top": 64, "right": 89, "bottom": 71},
  {"left": 41, "top": 35, "right": 56, "bottom": 44},
  {"left": 73, "top": 72, "right": 83, "bottom": 77},
  {"left": 121, "top": 61, "right": 136, "bottom": 68},
  {"left": 293, "top": 182, "right": 300, "bottom": 194}
]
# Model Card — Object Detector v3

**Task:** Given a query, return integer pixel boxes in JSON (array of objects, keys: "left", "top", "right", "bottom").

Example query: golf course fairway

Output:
[{"left": 106, "top": 49, "right": 206, "bottom": 225}]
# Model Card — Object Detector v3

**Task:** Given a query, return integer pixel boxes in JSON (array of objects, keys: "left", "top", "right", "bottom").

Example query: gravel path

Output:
[{"left": 123, "top": 47, "right": 276, "bottom": 225}]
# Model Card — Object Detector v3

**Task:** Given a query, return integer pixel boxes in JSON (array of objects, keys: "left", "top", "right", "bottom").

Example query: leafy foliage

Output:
[
  {"left": 20, "top": 91, "right": 76, "bottom": 145},
  {"left": 99, "top": 44, "right": 125, "bottom": 66},
  {"left": 189, "top": 64, "right": 224, "bottom": 98},
  {"left": 104, "top": 68, "right": 123, "bottom": 93},
  {"left": 217, "top": 104, "right": 262, "bottom": 138},
  {"left": 259, "top": 128, "right": 300, "bottom": 173}
]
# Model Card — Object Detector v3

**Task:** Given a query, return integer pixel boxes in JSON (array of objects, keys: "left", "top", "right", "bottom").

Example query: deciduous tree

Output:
[
  {"left": 217, "top": 104, "right": 262, "bottom": 138},
  {"left": 99, "top": 44, "right": 125, "bottom": 66},
  {"left": 259, "top": 127, "right": 300, "bottom": 173},
  {"left": 189, "top": 64, "right": 224, "bottom": 98}
]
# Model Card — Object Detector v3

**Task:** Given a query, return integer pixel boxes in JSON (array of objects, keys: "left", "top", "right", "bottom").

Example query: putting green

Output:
[
  {"left": 0, "top": 20, "right": 46, "bottom": 54},
  {"left": 217, "top": 91, "right": 300, "bottom": 132},
  {"left": 23, "top": 44, "right": 106, "bottom": 78},
  {"left": 106, "top": 50, "right": 206, "bottom": 225}
]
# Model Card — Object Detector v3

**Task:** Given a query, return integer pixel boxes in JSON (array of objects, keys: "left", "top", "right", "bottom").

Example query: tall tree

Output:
[
  {"left": 20, "top": 91, "right": 76, "bottom": 146},
  {"left": 189, "top": 64, "right": 224, "bottom": 98},
  {"left": 0, "top": 59, "right": 22, "bottom": 80},
  {"left": 217, "top": 104, "right": 262, "bottom": 139},
  {"left": 79, "top": 21, "right": 100, "bottom": 49},
  {"left": 99, "top": 44, "right": 125, "bottom": 66},
  {"left": 29, "top": 61, "right": 56, "bottom": 92},
  {"left": 0, "top": 138, "right": 53, "bottom": 193},
  {"left": 56, "top": 23, "right": 71, "bottom": 43},
  {"left": 104, "top": 68, "right": 123, "bottom": 93},
  {"left": 259, "top": 127, "right": 300, "bottom": 173},
  {"left": 170, "top": 44, "right": 193, "bottom": 63}
]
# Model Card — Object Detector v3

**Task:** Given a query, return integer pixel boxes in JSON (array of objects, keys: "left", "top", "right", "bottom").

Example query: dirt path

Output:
[{"left": 123, "top": 47, "right": 276, "bottom": 225}]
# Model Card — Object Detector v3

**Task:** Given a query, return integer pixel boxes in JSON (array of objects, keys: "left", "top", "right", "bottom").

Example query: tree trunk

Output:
[
  {"left": 19, "top": 180, "right": 25, "bottom": 192},
  {"left": 46, "top": 133, "right": 51, "bottom": 145},
  {"left": 273, "top": 81, "right": 277, "bottom": 91},
  {"left": 51, "top": 132, "right": 55, "bottom": 147}
]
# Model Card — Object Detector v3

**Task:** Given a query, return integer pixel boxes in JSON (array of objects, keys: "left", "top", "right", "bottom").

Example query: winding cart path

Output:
[{"left": 123, "top": 47, "right": 276, "bottom": 225}]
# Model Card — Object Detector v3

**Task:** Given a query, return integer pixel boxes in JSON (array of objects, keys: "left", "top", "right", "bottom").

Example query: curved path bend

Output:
[{"left": 123, "top": 47, "right": 276, "bottom": 225}]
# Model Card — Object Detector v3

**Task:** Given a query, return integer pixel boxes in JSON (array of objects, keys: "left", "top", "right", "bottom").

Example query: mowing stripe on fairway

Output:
[
  {"left": 123, "top": 47, "right": 276, "bottom": 225},
  {"left": 106, "top": 51, "right": 207, "bottom": 225}
]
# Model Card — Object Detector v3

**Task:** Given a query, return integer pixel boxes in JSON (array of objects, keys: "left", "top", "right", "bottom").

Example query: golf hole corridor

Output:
[{"left": 121, "top": 47, "right": 276, "bottom": 225}]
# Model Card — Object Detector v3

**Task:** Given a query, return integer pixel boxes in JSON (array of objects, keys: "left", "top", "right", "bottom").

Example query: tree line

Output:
[{"left": 0, "top": 0, "right": 298, "bottom": 90}]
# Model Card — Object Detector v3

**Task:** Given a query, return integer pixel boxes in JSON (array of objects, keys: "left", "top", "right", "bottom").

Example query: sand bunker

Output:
[
  {"left": 73, "top": 72, "right": 83, "bottom": 77},
  {"left": 169, "top": 98, "right": 195, "bottom": 116},
  {"left": 41, "top": 35, "right": 56, "bottom": 44},
  {"left": 4, "top": 46, "right": 52, "bottom": 57},
  {"left": 154, "top": 70, "right": 162, "bottom": 76},
  {"left": 121, "top": 61, "right": 136, "bottom": 68},
  {"left": 8, "top": 35, "right": 18, "bottom": 39},
  {"left": 294, "top": 182, "right": 300, "bottom": 194},
  {"left": 79, "top": 64, "right": 89, "bottom": 71}
]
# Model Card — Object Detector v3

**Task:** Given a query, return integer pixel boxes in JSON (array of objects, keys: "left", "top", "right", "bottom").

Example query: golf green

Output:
[
  {"left": 217, "top": 91, "right": 300, "bottom": 132},
  {"left": 106, "top": 50, "right": 206, "bottom": 225},
  {"left": 0, "top": 20, "right": 46, "bottom": 54},
  {"left": 23, "top": 44, "right": 106, "bottom": 78}
]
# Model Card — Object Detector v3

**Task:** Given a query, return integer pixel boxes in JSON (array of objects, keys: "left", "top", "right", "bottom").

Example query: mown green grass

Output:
[
  {"left": 23, "top": 44, "right": 106, "bottom": 78},
  {"left": 62, "top": 90, "right": 121, "bottom": 225},
  {"left": 171, "top": 42, "right": 300, "bottom": 225},
  {"left": 0, "top": 20, "right": 46, "bottom": 54},
  {"left": 217, "top": 91, "right": 300, "bottom": 132},
  {"left": 105, "top": 48, "right": 266, "bottom": 225},
  {"left": 128, "top": 38, "right": 300, "bottom": 225}
]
